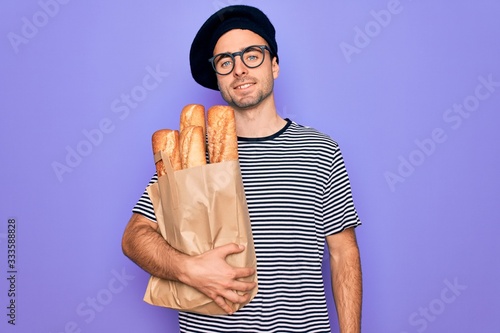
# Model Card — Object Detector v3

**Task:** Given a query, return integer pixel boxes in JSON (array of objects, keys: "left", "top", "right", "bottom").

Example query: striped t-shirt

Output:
[{"left": 133, "top": 119, "right": 361, "bottom": 333}]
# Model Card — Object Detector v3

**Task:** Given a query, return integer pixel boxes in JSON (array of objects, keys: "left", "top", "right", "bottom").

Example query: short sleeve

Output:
[
  {"left": 131, "top": 174, "right": 158, "bottom": 222},
  {"left": 322, "top": 145, "right": 361, "bottom": 235}
]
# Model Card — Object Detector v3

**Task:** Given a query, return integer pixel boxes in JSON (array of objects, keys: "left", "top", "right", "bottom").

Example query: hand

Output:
[{"left": 180, "top": 243, "right": 257, "bottom": 314}]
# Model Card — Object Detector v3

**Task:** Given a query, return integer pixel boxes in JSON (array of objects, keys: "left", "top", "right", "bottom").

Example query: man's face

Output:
[{"left": 213, "top": 29, "right": 279, "bottom": 110}]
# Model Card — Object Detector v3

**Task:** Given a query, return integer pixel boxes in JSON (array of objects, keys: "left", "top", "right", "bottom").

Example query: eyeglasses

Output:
[{"left": 209, "top": 45, "right": 272, "bottom": 75}]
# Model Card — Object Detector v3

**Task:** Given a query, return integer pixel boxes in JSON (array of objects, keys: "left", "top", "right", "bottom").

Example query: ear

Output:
[{"left": 272, "top": 57, "right": 280, "bottom": 79}]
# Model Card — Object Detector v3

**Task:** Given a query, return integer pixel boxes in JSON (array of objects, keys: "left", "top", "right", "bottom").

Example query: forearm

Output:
[
  {"left": 329, "top": 235, "right": 362, "bottom": 333},
  {"left": 121, "top": 213, "right": 187, "bottom": 282},
  {"left": 121, "top": 213, "right": 257, "bottom": 313}
]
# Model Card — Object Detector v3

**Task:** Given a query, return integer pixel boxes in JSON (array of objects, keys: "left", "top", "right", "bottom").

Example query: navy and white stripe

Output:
[{"left": 133, "top": 120, "right": 361, "bottom": 333}]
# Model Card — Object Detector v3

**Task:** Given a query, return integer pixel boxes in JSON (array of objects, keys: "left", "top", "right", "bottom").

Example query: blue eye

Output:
[
  {"left": 216, "top": 54, "right": 233, "bottom": 69},
  {"left": 221, "top": 60, "right": 232, "bottom": 68},
  {"left": 243, "top": 47, "right": 262, "bottom": 64}
]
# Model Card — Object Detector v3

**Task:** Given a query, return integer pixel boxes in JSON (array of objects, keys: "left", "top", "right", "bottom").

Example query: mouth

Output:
[{"left": 234, "top": 82, "right": 254, "bottom": 90}]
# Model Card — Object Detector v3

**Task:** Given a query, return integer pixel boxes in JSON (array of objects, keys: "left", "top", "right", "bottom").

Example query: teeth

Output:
[{"left": 237, "top": 83, "right": 252, "bottom": 89}]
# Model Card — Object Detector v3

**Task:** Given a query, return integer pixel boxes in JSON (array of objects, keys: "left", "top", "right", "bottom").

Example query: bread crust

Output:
[
  {"left": 180, "top": 125, "right": 207, "bottom": 169},
  {"left": 180, "top": 104, "right": 206, "bottom": 136},
  {"left": 151, "top": 104, "right": 237, "bottom": 173},
  {"left": 207, "top": 105, "right": 238, "bottom": 163},
  {"left": 152, "top": 129, "right": 182, "bottom": 175}
]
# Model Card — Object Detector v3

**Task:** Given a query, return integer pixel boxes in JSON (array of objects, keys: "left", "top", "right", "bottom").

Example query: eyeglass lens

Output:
[{"left": 213, "top": 46, "right": 266, "bottom": 75}]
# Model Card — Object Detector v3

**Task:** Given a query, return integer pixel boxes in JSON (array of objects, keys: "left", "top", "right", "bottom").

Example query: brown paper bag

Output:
[{"left": 143, "top": 149, "right": 258, "bottom": 315}]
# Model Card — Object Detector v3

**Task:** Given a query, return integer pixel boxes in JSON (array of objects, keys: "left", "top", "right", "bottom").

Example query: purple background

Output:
[{"left": 1, "top": 1, "right": 499, "bottom": 332}]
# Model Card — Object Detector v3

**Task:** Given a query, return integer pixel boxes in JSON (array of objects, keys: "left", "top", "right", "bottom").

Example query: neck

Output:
[{"left": 233, "top": 98, "right": 287, "bottom": 138}]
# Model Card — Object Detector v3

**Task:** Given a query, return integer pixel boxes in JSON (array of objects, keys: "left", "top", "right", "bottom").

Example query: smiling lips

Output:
[{"left": 234, "top": 82, "right": 254, "bottom": 90}]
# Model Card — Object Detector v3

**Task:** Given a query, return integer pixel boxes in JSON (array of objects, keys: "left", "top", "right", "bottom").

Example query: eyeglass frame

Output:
[{"left": 208, "top": 45, "right": 273, "bottom": 76}]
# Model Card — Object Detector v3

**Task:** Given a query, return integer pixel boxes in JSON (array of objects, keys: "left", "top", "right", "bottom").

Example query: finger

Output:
[
  {"left": 229, "top": 279, "right": 257, "bottom": 293},
  {"left": 233, "top": 266, "right": 256, "bottom": 279},
  {"left": 221, "top": 289, "right": 252, "bottom": 305},
  {"left": 214, "top": 295, "right": 233, "bottom": 314},
  {"left": 216, "top": 243, "right": 245, "bottom": 256}
]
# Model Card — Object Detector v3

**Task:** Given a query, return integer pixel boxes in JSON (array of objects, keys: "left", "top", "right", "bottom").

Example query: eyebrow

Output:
[
  {"left": 217, "top": 48, "right": 244, "bottom": 55},
  {"left": 216, "top": 45, "right": 265, "bottom": 55}
]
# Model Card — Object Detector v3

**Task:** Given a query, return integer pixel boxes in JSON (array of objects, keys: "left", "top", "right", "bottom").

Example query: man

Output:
[{"left": 122, "top": 5, "right": 362, "bottom": 333}]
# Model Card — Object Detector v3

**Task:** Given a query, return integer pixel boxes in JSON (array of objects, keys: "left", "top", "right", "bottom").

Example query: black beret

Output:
[{"left": 189, "top": 5, "right": 279, "bottom": 91}]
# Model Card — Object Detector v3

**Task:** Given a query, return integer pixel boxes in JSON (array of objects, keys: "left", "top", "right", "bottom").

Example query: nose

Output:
[{"left": 232, "top": 55, "right": 248, "bottom": 77}]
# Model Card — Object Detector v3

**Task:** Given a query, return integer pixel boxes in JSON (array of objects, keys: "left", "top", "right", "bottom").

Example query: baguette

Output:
[
  {"left": 179, "top": 125, "right": 207, "bottom": 169},
  {"left": 207, "top": 105, "right": 238, "bottom": 163},
  {"left": 151, "top": 129, "right": 182, "bottom": 176},
  {"left": 180, "top": 104, "right": 206, "bottom": 136}
]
